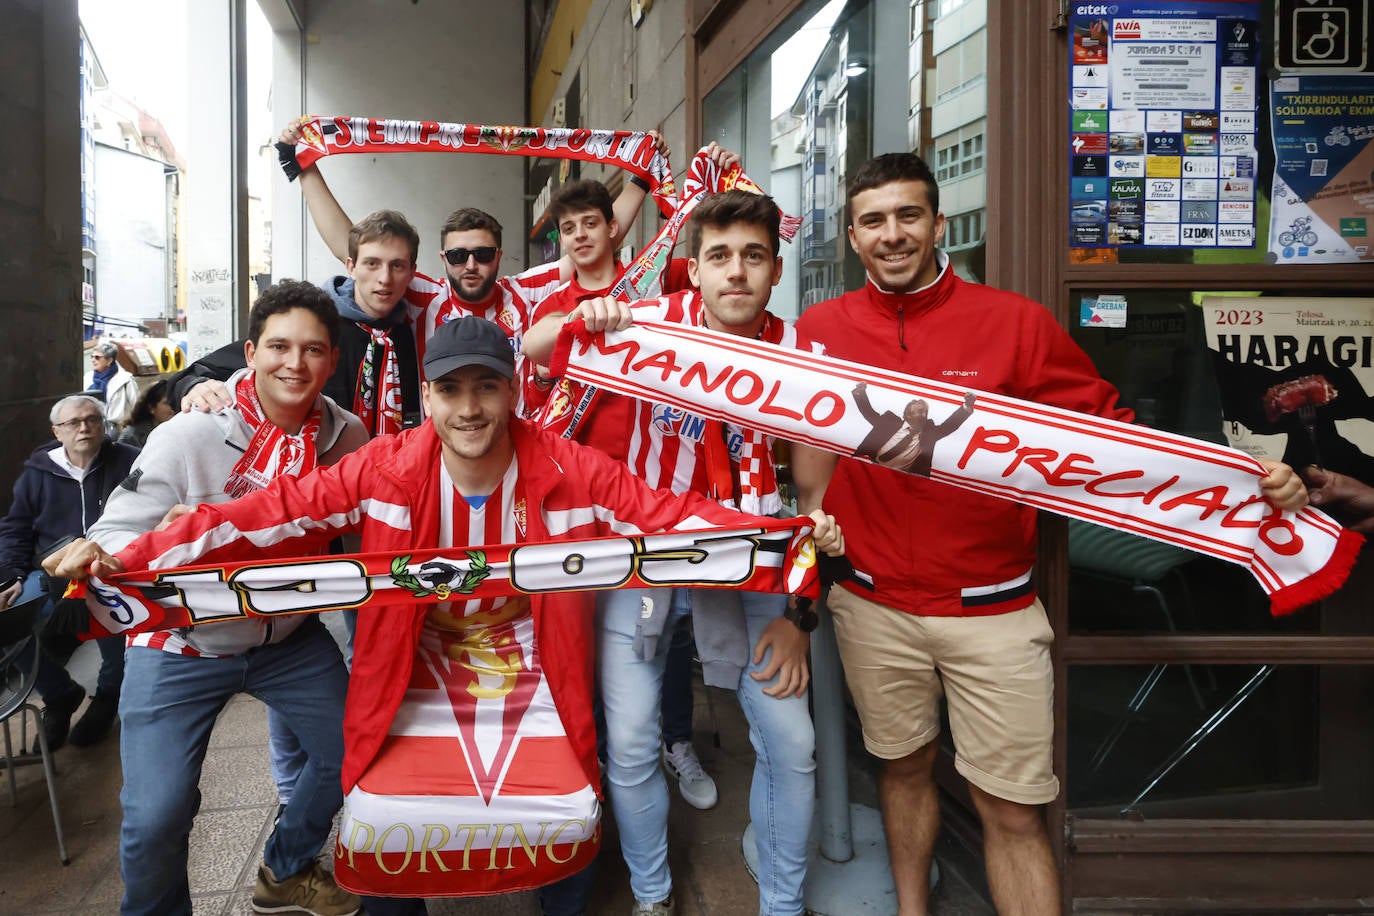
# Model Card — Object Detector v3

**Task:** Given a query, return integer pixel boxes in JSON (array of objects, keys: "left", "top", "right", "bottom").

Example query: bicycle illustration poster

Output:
[{"left": 1268, "top": 74, "right": 1374, "bottom": 263}]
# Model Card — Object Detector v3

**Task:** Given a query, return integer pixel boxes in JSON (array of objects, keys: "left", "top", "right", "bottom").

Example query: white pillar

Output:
[{"left": 184, "top": 0, "right": 248, "bottom": 358}]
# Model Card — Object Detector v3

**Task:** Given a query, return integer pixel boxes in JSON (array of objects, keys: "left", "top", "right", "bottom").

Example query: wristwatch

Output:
[{"left": 784, "top": 596, "right": 819, "bottom": 633}]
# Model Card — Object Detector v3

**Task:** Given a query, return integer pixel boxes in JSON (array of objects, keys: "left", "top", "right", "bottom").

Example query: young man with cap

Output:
[{"left": 49, "top": 316, "right": 843, "bottom": 916}]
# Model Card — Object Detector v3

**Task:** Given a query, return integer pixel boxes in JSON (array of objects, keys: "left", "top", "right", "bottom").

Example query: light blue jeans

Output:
[
  {"left": 598, "top": 588, "right": 815, "bottom": 916},
  {"left": 117, "top": 618, "right": 348, "bottom": 915}
]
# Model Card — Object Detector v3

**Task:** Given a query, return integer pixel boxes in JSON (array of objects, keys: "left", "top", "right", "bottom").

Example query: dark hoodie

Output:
[{"left": 0, "top": 437, "right": 140, "bottom": 580}]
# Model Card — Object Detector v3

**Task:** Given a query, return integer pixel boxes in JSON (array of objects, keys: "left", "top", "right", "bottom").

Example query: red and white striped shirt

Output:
[
  {"left": 608, "top": 290, "right": 822, "bottom": 498},
  {"left": 407, "top": 264, "right": 564, "bottom": 363},
  {"left": 407, "top": 264, "right": 565, "bottom": 415}
]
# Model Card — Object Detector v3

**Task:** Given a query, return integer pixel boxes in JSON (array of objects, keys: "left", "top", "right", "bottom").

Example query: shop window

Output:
[
  {"left": 702, "top": 0, "right": 987, "bottom": 317},
  {"left": 943, "top": 209, "right": 983, "bottom": 250},
  {"left": 1066, "top": 664, "right": 1374, "bottom": 819},
  {"left": 1065, "top": 286, "right": 1374, "bottom": 637}
]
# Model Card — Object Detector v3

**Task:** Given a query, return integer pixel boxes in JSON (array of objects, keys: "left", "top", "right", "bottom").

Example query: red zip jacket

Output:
[
  {"left": 794, "top": 262, "right": 1131, "bottom": 617},
  {"left": 117, "top": 418, "right": 759, "bottom": 791}
]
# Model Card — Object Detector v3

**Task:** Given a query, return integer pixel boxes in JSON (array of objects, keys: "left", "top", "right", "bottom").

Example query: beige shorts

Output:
[{"left": 827, "top": 587, "right": 1059, "bottom": 805}]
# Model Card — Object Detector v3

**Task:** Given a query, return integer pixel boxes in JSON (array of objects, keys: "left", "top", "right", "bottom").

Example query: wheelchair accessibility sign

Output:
[{"left": 1276, "top": 0, "right": 1370, "bottom": 72}]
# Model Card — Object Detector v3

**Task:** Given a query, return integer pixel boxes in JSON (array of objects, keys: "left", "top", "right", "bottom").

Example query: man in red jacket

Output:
[
  {"left": 50, "top": 316, "right": 842, "bottom": 916},
  {"left": 793, "top": 153, "right": 1305, "bottom": 916}
]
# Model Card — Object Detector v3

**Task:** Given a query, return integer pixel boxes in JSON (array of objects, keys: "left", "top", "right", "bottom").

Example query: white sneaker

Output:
[{"left": 662, "top": 741, "right": 718, "bottom": 810}]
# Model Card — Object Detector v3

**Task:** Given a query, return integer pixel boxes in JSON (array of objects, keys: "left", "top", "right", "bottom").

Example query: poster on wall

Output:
[
  {"left": 1203, "top": 296, "right": 1374, "bottom": 483},
  {"left": 1067, "top": 1, "right": 1261, "bottom": 249},
  {"left": 1268, "top": 75, "right": 1374, "bottom": 263}
]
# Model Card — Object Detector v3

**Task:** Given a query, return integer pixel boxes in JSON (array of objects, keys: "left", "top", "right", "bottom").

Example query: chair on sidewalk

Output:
[{"left": 0, "top": 595, "right": 70, "bottom": 864}]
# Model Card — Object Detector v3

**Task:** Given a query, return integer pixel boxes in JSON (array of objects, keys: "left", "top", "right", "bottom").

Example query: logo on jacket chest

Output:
[{"left": 651, "top": 404, "right": 707, "bottom": 442}]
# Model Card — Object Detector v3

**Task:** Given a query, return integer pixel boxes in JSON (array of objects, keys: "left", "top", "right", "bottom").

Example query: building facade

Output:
[{"left": 529, "top": 0, "right": 1374, "bottom": 909}]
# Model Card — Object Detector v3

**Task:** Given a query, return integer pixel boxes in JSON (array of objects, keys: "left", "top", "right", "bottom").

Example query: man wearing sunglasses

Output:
[{"left": 277, "top": 117, "right": 669, "bottom": 414}]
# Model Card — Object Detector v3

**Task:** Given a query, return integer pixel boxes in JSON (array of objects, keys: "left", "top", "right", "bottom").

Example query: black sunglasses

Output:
[{"left": 442, "top": 246, "right": 499, "bottom": 266}]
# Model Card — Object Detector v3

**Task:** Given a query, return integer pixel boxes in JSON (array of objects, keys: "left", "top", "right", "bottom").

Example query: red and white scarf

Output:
[
  {"left": 278, "top": 118, "right": 677, "bottom": 216},
  {"left": 75, "top": 520, "right": 819, "bottom": 639},
  {"left": 354, "top": 324, "right": 402, "bottom": 437},
  {"left": 224, "top": 372, "right": 321, "bottom": 499},
  {"left": 550, "top": 321, "right": 1364, "bottom": 615},
  {"left": 687, "top": 295, "right": 788, "bottom": 514},
  {"left": 537, "top": 148, "right": 803, "bottom": 440},
  {"left": 612, "top": 147, "right": 803, "bottom": 300}
]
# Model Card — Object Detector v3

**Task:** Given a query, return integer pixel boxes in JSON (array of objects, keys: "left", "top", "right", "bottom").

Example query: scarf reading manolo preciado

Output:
[
  {"left": 549, "top": 320, "right": 1364, "bottom": 615},
  {"left": 76, "top": 519, "right": 819, "bottom": 640}
]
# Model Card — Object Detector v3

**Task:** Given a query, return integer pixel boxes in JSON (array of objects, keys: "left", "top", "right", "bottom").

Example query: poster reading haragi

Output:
[
  {"left": 1067, "top": 1, "right": 1260, "bottom": 250},
  {"left": 1203, "top": 296, "right": 1374, "bottom": 482},
  {"left": 1268, "top": 75, "right": 1374, "bottom": 264}
]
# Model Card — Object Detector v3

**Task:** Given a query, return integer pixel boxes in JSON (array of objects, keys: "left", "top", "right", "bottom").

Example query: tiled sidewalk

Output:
[{"left": 0, "top": 630, "right": 993, "bottom": 915}]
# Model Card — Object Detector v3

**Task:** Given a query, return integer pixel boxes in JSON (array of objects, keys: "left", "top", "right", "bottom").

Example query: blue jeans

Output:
[
  {"left": 19, "top": 569, "right": 124, "bottom": 701},
  {"left": 660, "top": 615, "right": 695, "bottom": 747},
  {"left": 117, "top": 618, "right": 348, "bottom": 915},
  {"left": 267, "top": 710, "right": 305, "bottom": 805},
  {"left": 598, "top": 589, "right": 815, "bottom": 915}
]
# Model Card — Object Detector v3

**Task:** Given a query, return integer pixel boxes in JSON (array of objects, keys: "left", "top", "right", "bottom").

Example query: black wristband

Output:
[{"left": 629, "top": 174, "right": 651, "bottom": 192}]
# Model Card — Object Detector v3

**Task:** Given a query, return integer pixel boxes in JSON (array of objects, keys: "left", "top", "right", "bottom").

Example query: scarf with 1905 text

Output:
[
  {"left": 549, "top": 319, "right": 1364, "bottom": 616},
  {"left": 72, "top": 519, "right": 819, "bottom": 639}
]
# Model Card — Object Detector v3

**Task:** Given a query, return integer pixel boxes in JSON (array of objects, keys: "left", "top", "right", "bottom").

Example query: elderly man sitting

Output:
[{"left": 0, "top": 395, "right": 140, "bottom": 749}]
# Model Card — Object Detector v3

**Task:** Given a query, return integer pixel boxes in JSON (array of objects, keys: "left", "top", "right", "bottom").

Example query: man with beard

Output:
[{"left": 278, "top": 117, "right": 667, "bottom": 412}]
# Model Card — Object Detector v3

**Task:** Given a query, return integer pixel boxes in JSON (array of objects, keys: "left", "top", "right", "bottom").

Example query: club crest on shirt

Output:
[
  {"left": 499, "top": 303, "right": 521, "bottom": 337},
  {"left": 513, "top": 498, "right": 527, "bottom": 539}
]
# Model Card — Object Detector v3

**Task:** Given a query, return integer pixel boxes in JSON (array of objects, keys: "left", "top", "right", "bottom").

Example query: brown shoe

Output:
[{"left": 251, "top": 861, "right": 360, "bottom": 915}]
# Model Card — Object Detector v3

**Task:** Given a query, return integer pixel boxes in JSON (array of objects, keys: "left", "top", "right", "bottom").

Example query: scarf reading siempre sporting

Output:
[
  {"left": 549, "top": 320, "right": 1364, "bottom": 616},
  {"left": 277, "top": 118, "right": 678, "bottom": 217},
  {"left": 224, "top": 372, "right": 321, "bottom": 499},
  {"left": 75, "top": 520, "right": 819, "bottom": 639}
]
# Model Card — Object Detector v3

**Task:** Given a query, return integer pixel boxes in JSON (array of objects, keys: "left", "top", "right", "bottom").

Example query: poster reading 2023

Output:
[{"left": 1068, "top": 1, "right": 1260, "bottom": 249}]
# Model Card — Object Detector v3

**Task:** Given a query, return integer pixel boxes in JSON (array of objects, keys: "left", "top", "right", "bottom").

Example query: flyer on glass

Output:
[{"left": 1068, "top": 1, "right": 1261, "bottom": 250}]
